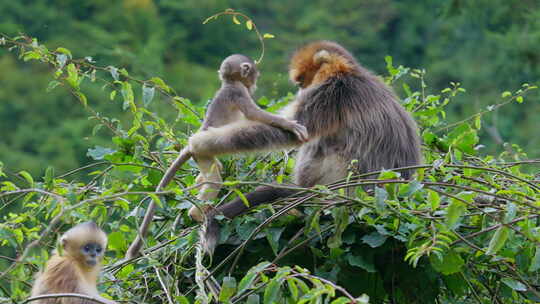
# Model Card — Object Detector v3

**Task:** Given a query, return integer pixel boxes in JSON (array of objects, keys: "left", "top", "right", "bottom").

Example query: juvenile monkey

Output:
[
  {"left": 188, "top": 54, "right": 308, "bottom": 219},
  {"left": 30, "top": 222, "right": 116, "bottom": 304},
  {"left": 187, "top": 41, "right": 422, "bottom": 253},
  {"left": 125, "top": 54, "right": 308, "bottom": 259}
]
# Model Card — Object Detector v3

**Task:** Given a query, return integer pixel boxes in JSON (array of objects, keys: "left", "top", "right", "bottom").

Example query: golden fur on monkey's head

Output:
[
  {"left": 289, "top": 40, "right": 360, "bottom": 88},
  {"left": 60, "top": 221, "right": 107, "bottom": 257}
]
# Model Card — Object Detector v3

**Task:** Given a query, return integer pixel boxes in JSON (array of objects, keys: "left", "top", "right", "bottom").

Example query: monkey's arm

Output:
[{"left": 236, "top": 96, "right": 309, "bottom": 142}]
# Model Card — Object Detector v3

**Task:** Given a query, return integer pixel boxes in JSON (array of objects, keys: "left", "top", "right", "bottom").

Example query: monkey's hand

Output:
[{"left": 286, "top": 121, "right": 309, "bottom": 142}]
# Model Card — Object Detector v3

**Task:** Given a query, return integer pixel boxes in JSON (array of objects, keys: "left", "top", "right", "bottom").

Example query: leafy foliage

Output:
[{"left": 1, "top": 13, "right": 540, "bottom": 304}]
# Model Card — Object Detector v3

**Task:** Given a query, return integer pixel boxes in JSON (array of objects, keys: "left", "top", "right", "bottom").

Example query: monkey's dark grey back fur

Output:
[{"left": 293, "top": 67, "right": 421, "bottom": 182}]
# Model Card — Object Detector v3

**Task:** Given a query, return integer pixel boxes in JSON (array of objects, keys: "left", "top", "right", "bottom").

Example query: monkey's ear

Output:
[
  {"left": 240, "top": 62, "right": 252, "bottom": 78},
  {"left": 313, "top": 50, "right": 331, "bottom": 64}
]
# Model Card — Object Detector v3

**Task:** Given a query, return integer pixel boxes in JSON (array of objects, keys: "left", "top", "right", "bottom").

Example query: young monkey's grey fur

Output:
[{"left": 125, "top": 54, "right": 307, "bottom": 259}]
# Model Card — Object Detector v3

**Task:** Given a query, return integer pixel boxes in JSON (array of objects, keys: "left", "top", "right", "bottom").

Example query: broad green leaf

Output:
[
  {"left": 445, "top": 192, "right": 473, "bottom": 229},
  {"left": 331, "top": 298, "right": 352, "bottom": 304},
  {"left": 266, "top": 227, "right": 285, "bottom": 256},
  {"left": 430, "top": 250, "right": 464, "bottom": 275},
  {"left": 501, "top": 91, "right": 511, "bottom": 98},
  {"left": 66, "top": 63, "right": 79, "bottom": 88},
  {"left": 109, "top": 66, "right": 119, "bottom": 80},
  {"left": 361, "top": 232, "right": 387, "bottom": 248},
  {"left": 55, "top": 47, "right": 72, "bottom": 58},
  {"left": 233, "top": 189, "right": 250, "bottom": 207},
  {"left": 218, "top": 276, "right": 237, "bottom": 302},
  {"left": 142, "top": 85, "right": 155, "bottom": 107},
  {"left": 287, "top": 278, "right": 299, "bottom": 301},
  {"left": 86, "top": 146, "right": 116, "bottom": 160},
  {"left": 246, "top": 20, "right": 253, "bottom": 30},
  {"left": 347, "top": 254, "right": 376, "bottom": 272},
  {"left": 151, "top": 77, "right": 171, "bottom": 93},
  {"left": 108, "top": 231, "right": 127, "bottom": 252},
  {"left": 246, "top": 294, "right": 260, "bottom": 304},
  {"left": 374, "top": 186, "right": 387, "bottom": 212},
  {"left": 121, "top": 81, "right": 135, "bottom": 112},
  {"left": 46, "top": 80, "right": 62, "bottom": 92},
  {"left": 263, "top": 278, "right": 280, "bottom": 304},
  {"left": 18, "top": 171, "right": 34, "bottom": 187},
  {"left": 486, "top": 226, "right": 510, "bottom": 255},
  {"left": 501, "top": 278, "right": 527, "bottom": 291},
  {"left": 174, "top": 295, "right": 190, "bottom": 304},
  {"left": 529, "top": 247, "right": 540, "bottom": 272},
  {"left": 23, "top": 51, "right": 41, "bottom": 61},
  {"left": 428, "top": 190, "right": 440, "bottom": 210},
  {"left": 232, "top": 15, "right": 241, "bottom": 24}
]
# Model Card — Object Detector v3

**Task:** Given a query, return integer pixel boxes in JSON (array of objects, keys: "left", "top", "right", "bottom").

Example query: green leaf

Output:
[
  {"left": 428, "top": 190, "right": 440, "bottom": 210},
  {"left": 331, "top": 298, "right": 352, "bottom": 304},
  {"left": 374, "top": 186, "right": 387, "bottom": 212},
  {"left": 55, "top": 47, "right": 72, "bottom": 58},
  {"left": 142, "top": 85, "right": 155, "bottom": 107},
  {"left": 151, "top": 77, "right": 171, "bottom": 93},
  {"left": 430, "top": 250, "right": 464, "bottom": 275},
  {"left": 361, "top": 232, "right": 387, "bottom": 248},
  {"left": 237, "top": 272, "right": 257, "bottom": 295},
  {"left": 110, "top": 90, "right": 117, "bottom": 101},
  {"left": 501, "top": 91, "right": 512, "bottom": 98},
  {"left": 486, "top": 226, "right": 510, "bottom": 255},
  {"left": 46, "top": 80, "right": 62, "bottom": 92},
  {"left": 264, "top": 278, "right": 280, "bottom": 304},
  {"left": 108, "top": 231, "right": 127, "bottom": 252},
  {"left": 18, "top": 171, "right": 34, "bottom": 187},
  {"left": 263, "top": 33, "right": 275, "bottom": 39},
  {"left": 109, "top": 66, "right": 119, "bottom": 81},
  {"left": 246, "top": 20, "right": 253, "bottom": 30},
  {"left": 74, "top": 91, "right": 87, "bottom": 107},
  {"left": 266, "top": 227, "right": 285, "bottom": 256},
  {"left": 218, "top": 276, "right": 237, "bottom": 302},
  {"left": 44, "top": 166, "right": 54, "bottom": 188},
  {"left": 516, "top": 96, "right": 524, "bottom": 103},
  {"left": 23, "top": 51, "right": 41, "bottom": 61},
  {"left": 233, "top": 189, "right": 250, "bottom": 207},
  {"left": 347, "top": 254, "right": 376, "bottom": 272},
  {"left": 287, "top": 278, "right": 299, "bottom": 301},
  {"left": 121, "top": 81, "right": 136, "bottom": 112},
  {"left": 86, "top": 146, "right": 116, "bottom": 160},
  {"left": 445, "top": 192, "right": 473, "bottom": 229},
  {"left": 246, "top": 294, "right": 260, "bottom": 304},
  {"left": 529, "top": 247, "right": 540, "bottom": 272},
  {"left": 66, "top": 63, "right": 80, "bottom": 88},
  {"left": 501, "top": 278, "right": 527, "bottom": 291},
  {"left": 174, "top": 295, "right": 190, "bottom": 304},
  {"left": 232, "top": 15, "right": 241, "bottom": 24}
]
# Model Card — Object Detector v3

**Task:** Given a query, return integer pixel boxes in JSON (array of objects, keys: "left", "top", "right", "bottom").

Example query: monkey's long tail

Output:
[
  {"left": 125, "top": 147, "right": 192, "bottom": 260},
  {"left": 202, "top": 185, "right": 298, "bottom": 254}
]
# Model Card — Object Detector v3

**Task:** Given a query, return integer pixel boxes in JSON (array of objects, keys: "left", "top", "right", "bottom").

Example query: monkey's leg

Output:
[
  {"left": 189, "top": 157, "right": 223, "bottom": 222},
  {"left": 195, "top": 156, "right": 223, "bottom": 201},
  {"left": 203, "top": 184, "right": 299, "bottom": 254},
  {"left": 125, "top": 147, "right": 192, "bottom": 260}
]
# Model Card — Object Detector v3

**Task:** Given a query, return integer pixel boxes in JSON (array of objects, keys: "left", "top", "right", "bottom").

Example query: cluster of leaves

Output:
[{"left": 1, "top": 29, "right": 539, "bottom": 304}]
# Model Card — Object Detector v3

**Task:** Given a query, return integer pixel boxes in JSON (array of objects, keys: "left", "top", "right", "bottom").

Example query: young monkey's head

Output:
[
  {"left": 59, "top": 221, "right": 108, "bottom": 268},
  {"left": 289, "top": 40, "right": 359, "bottom": 89},
  {"left": 219, "top": 54, "right": 259, "bottom": 93}
]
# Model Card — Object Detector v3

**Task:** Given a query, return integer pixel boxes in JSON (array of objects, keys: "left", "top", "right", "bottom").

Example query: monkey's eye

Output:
[
  {"left": 83, "top": 245, "right": 90, "bottom": 252},
  {"left": 96, "top": 247, "right": 102, "bottom": 253}
]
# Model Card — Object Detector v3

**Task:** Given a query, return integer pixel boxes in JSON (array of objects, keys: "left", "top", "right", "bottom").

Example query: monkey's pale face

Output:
[{"left": 80, "top": 242, "right": 104, "bottom": 267}]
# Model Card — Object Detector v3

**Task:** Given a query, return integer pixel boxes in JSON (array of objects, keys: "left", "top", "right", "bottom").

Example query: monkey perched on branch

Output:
[
  {"left": 187, "top": 41, "right": 423, "bottom": 253},
  {"left": 125, "top": 54, "right": 307, "bottom": 259},
  {"left": 30, "top": 222, "right": 116, "bottom": 304}
]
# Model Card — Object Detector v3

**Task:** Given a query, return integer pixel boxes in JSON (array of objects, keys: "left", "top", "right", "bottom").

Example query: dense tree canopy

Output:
[{"left": 0, "top": 1, "right": 539, "bottom": 304}]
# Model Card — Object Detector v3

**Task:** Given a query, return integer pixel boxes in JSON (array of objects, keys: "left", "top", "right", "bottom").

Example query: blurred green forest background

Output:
[{"left": 1, "top": 0, "right": 539, "bottom": 177}]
